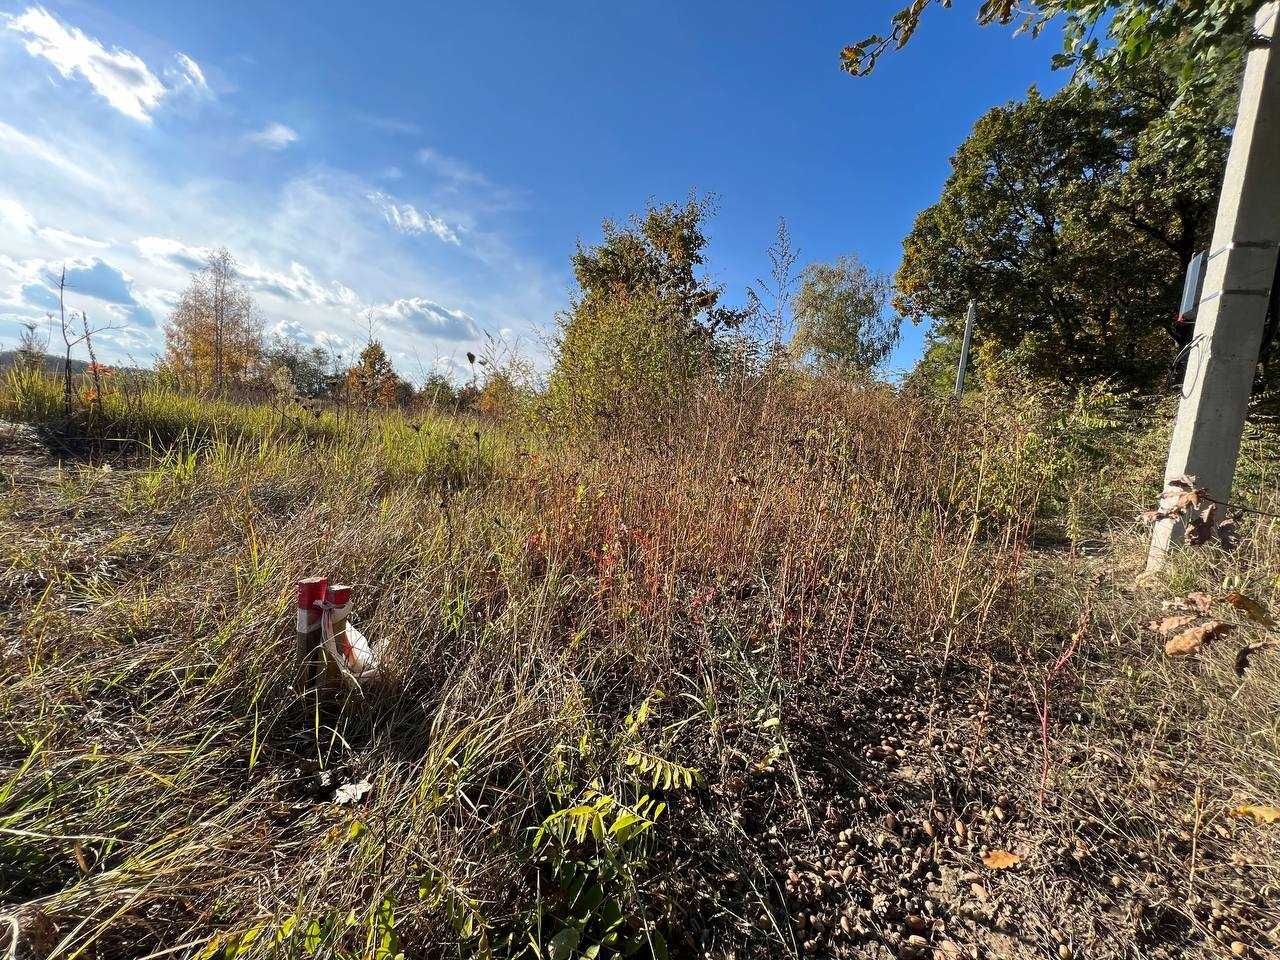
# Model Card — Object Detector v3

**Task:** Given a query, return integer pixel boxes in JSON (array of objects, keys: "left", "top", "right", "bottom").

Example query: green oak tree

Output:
[{"left": 896, "top": 64, "right": 1231, "bottom": 388}]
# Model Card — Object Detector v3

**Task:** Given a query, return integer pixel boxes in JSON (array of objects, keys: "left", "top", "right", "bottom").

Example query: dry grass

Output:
[{"left": 1, "top": 372, "right": 1279, "bottom": 960}]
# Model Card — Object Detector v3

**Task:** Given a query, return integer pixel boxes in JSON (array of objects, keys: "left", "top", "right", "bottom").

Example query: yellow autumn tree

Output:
[{"left": 160, "top": 248, "right": 264, "bottom": 395}]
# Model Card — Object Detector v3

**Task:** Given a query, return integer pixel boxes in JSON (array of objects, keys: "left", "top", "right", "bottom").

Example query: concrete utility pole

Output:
[
  {"left": 954, "top": 300, "right": 976, "bottom": 398},
  {"left": 1148, "top": 1, "right": 1280, "bottom": 571}
]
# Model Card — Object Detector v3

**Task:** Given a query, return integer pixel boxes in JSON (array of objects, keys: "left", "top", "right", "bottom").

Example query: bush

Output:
[{"left": 547, "top": 289, "right": 711, "bottom": 431}]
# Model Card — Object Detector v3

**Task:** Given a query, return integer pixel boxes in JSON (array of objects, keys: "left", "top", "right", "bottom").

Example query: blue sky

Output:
[{"left": 0, "top": 1, "right": 1066, "bottom": 380}]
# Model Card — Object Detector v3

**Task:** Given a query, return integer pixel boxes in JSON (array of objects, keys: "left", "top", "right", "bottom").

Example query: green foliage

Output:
[
  {"left": 791, "top": 255, "right": 899, "bottom": 373},
  {"left": 548, "top": 197, "right": 750, "bottom": 429},
  {"left": 262, "top": 335, "right": 341, "bottom": 399},
  {"left": 521, "top": 691, "right": 693, "bottom": 960},
  {"left": 842, "top": 0, "right": 1264, "bottom": 82},
  {"left": 897, "top": 69, "right": 1228, "bottom": 388},
  {"left": 569, "top": 196, "right": 748, "bottom": 340},
  {"left": 548, "top": 289, "right": 709, "bottom": 430}
]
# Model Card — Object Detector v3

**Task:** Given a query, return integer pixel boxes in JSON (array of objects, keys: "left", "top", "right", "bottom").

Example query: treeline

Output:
[
  {"left": 125, "top": 197, "right": 900, "bottom": 432},
  {"left": 152, "top": 248, "right": 497, "bottom": 415}
]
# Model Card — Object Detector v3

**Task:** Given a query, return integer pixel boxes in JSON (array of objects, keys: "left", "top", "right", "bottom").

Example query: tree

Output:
[
  {"left": 570, "top": 195, "right": 751, "bottom": 341},
  {"left": 417, "top": 371, "right": 458, "bottom": 409},
  {"left": 262, "top": 335, "right": 339, "bottom": 399},
  {"left": 843, "top": 0, "right": 1263, "bottom": 81},
  {"left": 345, "top": 340, "right": 409, "bottom": 408},
  {"left": 14, "top": 319, "right": 48, "bottom": 373},
  {"left": 791, "top": 256, "right": 899, "bottom": 372},
  {"left": 549, "top": 197, "right": 749, "bottom": 427},
  {"left": 161, "top": 249, "right": 263, "bottom": 395},
  {"left": 896, "top": 70, "right": 1230, "bottom": 388}
]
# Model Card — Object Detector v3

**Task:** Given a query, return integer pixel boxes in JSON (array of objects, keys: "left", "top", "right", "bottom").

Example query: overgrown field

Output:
[{"left": 2, "top": 371, "right": 1280, "bottom": 960}]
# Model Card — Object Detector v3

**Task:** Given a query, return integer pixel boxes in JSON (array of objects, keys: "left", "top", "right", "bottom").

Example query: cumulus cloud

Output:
[
  {"left": 364, "top": 296, "right": 479, "bottom": 342},
  {"left": 268, "top": 318, "right": 311, "bottom": 343},
  {"left": 366, "top": 191, "right": 459, "bottom": 244},
  {"left": 134, "top": 236, "right": 359, "bottom": 309},
  {"left": 4, "top": 6, "right": 209, "bottom": 123},
  {"left": 43, "top": 257, "right": 138, "bottom": 306},
  {"left": 1, "top": 255, "right": 155, "bottom": 328},
  {"left": 247, "top": 122, "right": 298, "bottom": 151}
]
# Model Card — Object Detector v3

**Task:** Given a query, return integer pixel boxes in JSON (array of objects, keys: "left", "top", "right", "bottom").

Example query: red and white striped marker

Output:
[{"left": 295, "top": 576, "right": 328, "bottom": 691}]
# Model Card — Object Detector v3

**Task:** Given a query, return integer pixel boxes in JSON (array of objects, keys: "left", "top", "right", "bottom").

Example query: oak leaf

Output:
[
  {"left": 1165, "top": 620, "right": 1232, "bottom": 657},
  {"left": 1232, "top": 805, "right": 1280, "bottom": 824},
  {"left": 1222, "top": 591, "right": 1275, "bottom": 626},
  {"left": 982, "top": 850, "right": 1021, "bottom": 869}
]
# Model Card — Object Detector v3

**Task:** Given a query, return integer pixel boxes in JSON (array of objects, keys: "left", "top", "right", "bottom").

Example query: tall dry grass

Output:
[
  {"left": 3, "top": 370, "right": 1279, "bottom": 958},
  {"left": 0, "top": 370, "right": 1052, "bottom": 959}
]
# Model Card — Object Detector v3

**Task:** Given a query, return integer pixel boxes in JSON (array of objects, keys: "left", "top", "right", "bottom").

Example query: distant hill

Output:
[{"left": 0, "top": 351, "right": 146, "bottom": 377}]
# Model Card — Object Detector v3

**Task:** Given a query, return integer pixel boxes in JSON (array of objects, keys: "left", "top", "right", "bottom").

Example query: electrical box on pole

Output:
[{"left": 1178, "top": 251, "right": 1208, "bottom": 324}]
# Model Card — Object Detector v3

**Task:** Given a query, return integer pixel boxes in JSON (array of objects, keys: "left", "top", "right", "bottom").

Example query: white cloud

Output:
[
  {"left": 42, "top": 256, "right": 138, "bottom": 306},
  {"left": 4, "top": 6, "right": 208, "bottom": 123},
  {"left": 366, "top": 191, "right": 459, "bottom": 244},
  {"left": 135, "top": 235, "right": 358, "bottom": 310},
  {"left": 315, "top": 330, "right": 350, "bottom": 354},
  {"left": 0, "top": 194, "right": 109, "bottom": 249},
  {"left": 364, "top": 296, "right": 479, "bottom": 342},
  {"left": 247, "top": 122, "right": 298, "bottom": 150},
  {"left": 415, "top": 147, "right": 488, "bottom": 188},
  {"left": 0, "top": 196, "right": 37, "bottom": 237},
  {"left": 0, "top": 121, "right": 112, "bottom": 192},
  {"left": 135, "top": 235, "right": 210, "bottom": 272},
  {"left": 1, "top": 253, "right": 156, "bottom": 329},
  {"left": 170, "top": 53, "right": 207, "bottom": 92}
]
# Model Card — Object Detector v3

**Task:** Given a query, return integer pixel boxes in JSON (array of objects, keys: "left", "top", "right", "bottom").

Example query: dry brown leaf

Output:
[
  {"left": 1232, "top": 805, "right": 1280, "bottom": 824},
  {"left": 1186, "top": 591, "right": 1214, "bottom": 613},
  {"left": 1149, "top": 615, "right": 1196, "bottom": 637},
  {"left": 1222, "top": 591, "right": 1275, "bottom": 626},
  {"left": 981, "top": 850, "right": 1021, "bottom": 870},
  {"left": 1165, "top": 620, "right": 1233, "bottom": 657}
]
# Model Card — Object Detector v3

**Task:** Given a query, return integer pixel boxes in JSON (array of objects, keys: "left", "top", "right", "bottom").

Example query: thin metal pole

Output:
[{"left": 954, "top": 300, "right": 976, "bottom": 398}]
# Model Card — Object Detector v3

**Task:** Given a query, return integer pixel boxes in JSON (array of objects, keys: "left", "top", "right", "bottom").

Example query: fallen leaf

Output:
[
  {"left": 982, "top": 850, "right": 1021, "bottom": 870},
  {"left": 1165, "top": 620, "right": 1233, "bottom": 657},
  {"left": 1186, "top": 591, "right": 1213, "bottom": 613},
  {"left": 1162, "top": 592, "right": 1213, "bottom": 614},
  {"left": 333, "top": 778, "right": 373, "bottom": 805},
  {"left": 1222, "top": 591, "right": 1275, "bottom": 626},
  {"left": 1232, "top": 805, "right": 1280, "bottom": 824},
  {"left": 1148, "top": 615, "right": 1196, "bottom": 637}
]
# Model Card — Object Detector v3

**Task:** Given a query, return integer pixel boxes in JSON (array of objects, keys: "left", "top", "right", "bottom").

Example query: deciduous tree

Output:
[
  {"left": 161, "top": 249, "right": 263, "bottom": 395},
  {"left": 550, "top": 197, "right": 750, "bottom": 427},
  {"left": 792, "top": 255, "right": 899, "bottom": 373},
  {"left": 897, "top": 67, "right": 1230, "bottom": 387}
]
